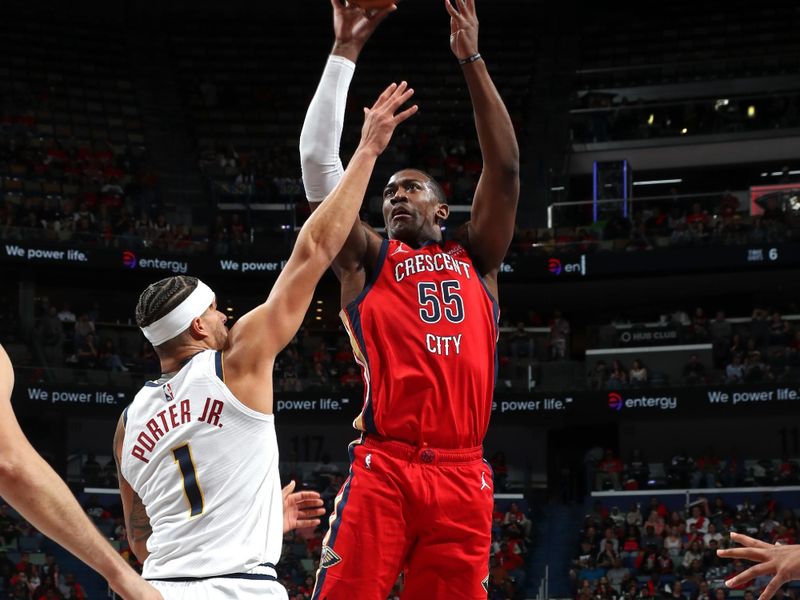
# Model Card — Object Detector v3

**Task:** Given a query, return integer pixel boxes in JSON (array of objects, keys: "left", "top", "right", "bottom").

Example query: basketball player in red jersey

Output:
[{"left": 300, "top": 1, "right": 519, "bottom": 598}]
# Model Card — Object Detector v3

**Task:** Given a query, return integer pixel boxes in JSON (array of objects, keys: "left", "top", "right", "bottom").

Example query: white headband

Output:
[{"left": 141, "top": 280, "right": 215, "bottom": 346}]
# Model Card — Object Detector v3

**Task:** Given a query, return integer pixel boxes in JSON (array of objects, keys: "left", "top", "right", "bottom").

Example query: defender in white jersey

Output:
[{"left": 113, "top": 82, "right": 418, "bottom": 599}]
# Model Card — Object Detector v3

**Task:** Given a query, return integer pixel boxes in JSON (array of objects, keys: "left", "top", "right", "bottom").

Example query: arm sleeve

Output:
[{"left": 299, "top": 55, "right": 356, "bottom": 203}]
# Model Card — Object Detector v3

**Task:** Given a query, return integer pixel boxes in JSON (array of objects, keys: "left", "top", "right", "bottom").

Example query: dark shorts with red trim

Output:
[{"left": 312, "top": 435, "right": 493, "bottom": 600}]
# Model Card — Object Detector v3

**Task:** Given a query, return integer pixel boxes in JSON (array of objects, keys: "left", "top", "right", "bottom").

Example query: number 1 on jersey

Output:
[{"left": 172, "top": 443, "right": 204, "bottom": 517}]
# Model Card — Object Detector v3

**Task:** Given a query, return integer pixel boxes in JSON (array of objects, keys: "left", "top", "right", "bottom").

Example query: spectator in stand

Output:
[
  {"left": 725, "top": 354, "right": 745, "bottom": 383},
  {"left": 36, "top": 306, "right": 65, "bottom": 366},
  {"left": 644, "top": 510, "right": 666, "bottom": 536},
  {"left": 572, "top": 539, "right": 596, "bottom": 575},
  {"left": 608, "top": 506, "right": 626, "bottom": 528},
  {"left": 497, "top": 538, "right": 526, "bottom": 590},
  {"left": 76, "top": 334, "right": 98, "bottom": 369},
  {"left": 635, "top": 546, "right": 659, "bottom": 577},
  {"left": 642, "top": 524, "right": 663, "bottom": 550},
  {"left": 621, "top": 526, "right": 641, "bottom": 559},
  {"left": 687, "top": 505, "right": 711, "bottom": 534},
  {"left": 280, "top": 364, "right": 303, "bottom": 392},
  {"left": 729, "top": 333, "right": 746, "bottom": 359},
  {"left": 683, "top": 354, "right": 707, "bottom": 385},
  {"left": 708, "top": 495, "right": 732, "bottom": 527},
  {"left": 664, "top": 525, "right": 684, "bottom": 558},
  {"left": 489, "top": 554, "right": 514, "bottom": 600},
  {"left": 668, "top": 450, "right": 695, "bottom": 488},
  {"left": 577, "top": 557, "right": 605, "bottom": 584},
  {"left": 704, "top": 523, "right": 724, "bottom": 547},
  {"left": 311, "top": 340, "right": 332, "bottom": 370},
  {"left": 132, "top": 341, "right": 159, "bottom": 374},
  {"left": 60, "top": 572, "right": 87, "bottom": 600},
  {"left": 333, "top": 338, "right": 353, "bottom": 370},
  {"left": 607, "top": 557, "right": 631, "bottom": 593},
  {"left": 98, "top": 339, "right": 128, "bottom": 372},
  {"left": 607, "top": 360, "right": 628, "bottom": 389},
  {"left": 703, "top": 540, "right": 727, "bottom": 577},
  {"left": 693, "top": 448, "right": 721, "bottom": 488},
  {"left": 308, "top": 362, "right": 331, "bottom": 390},
  {"left": 590, "top": 360, "right": 609, "bottom": 390},
  {"left": 626, "top": 503, "right": 644, "bottom": 528},
  {"left": 504, "top": 502, "right": 532, "bottom": 539},
  {"left": 629, "top": 359, "right": 648, "bottom": 387},
  {"left": 711, "top": 311, "right": 733, "bottom": 367},
  {"left": 596, "top": 449, "right": 624, "bottom": 490},
  {"left": 683, "top": 540, "right": 706, "bottom": 572},
  {"left": 750, "top": 307, "right": 770, "bottom": 348},
  {"left": 692, "top": 307, "right": 710, "bottom": 341},
  {"left": 744, "top": 350, "right": 772, "bottom": 382},
  {"left": 73, "top": 313, "right": 95, "bottom": 348},
  {"left": 595, "top": 576, "right": 617, "bottom": 600},
  {"left": 548, "top": 309, "right": 570, "bottom": 360},
  {"left": 600, "top": 527, "right": 620, "bottom": 554},
  {"left": 339, "top": 365, "right": 361, "bottom": 389},
  {"left": 57, "top": 303, "right": 76, "bottom": 324},
  {"left": 625, "top": 448, "right": 650, "bottom": 490},
  {"left": 768, "top": 311, "right": 792, "bottom": 346},
  {"left": 657, "top": 547, "right": 675, "bottom": 576},
  {"left": 649, "top": 496, "right": 669, "bottom": 519},
  {"left": 509, "top": 322, "right": 533, "bottom": 362}
]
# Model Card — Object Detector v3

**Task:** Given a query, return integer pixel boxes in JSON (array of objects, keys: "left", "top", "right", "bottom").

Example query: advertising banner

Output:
[
  {"left": 4, "top": 238, "right": 800, "bottom": 282},
  {"left": 15, "top": 379, "right": 800, "bottom": 424}
]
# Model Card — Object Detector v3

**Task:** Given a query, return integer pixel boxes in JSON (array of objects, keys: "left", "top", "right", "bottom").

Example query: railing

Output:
[
  {"left": 535, "top": 565, "right": 549, "bottom": 600},
  {"left": 570, "top": 90, "right": 800, "bottom": 143}
]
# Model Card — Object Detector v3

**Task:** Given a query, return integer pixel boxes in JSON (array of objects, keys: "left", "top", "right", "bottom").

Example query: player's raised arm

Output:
[
  {"left": 300, "top": 0, "right": 397, "bottom": 204},
  {"left": 446, "top": 0, "right": 520, "bottom": 289},
  {"left": 299, "top": 0, "right": 396, "bottom": 284},
  {"left": 0, "top": 345, "right": 162, "bottom": 600},
  {"left": 224, "top": 83, "right": 417, "bottom": 387}
]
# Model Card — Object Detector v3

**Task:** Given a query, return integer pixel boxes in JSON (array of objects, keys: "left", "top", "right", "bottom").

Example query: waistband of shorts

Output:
[
  {"left": 147, "top": 562, "right": 277, "bottom": 582},
  {"left": 362, "top": 435, "right": 483, "bottom": 465}
]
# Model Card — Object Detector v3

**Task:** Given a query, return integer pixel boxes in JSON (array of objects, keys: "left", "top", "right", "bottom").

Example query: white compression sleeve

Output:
[{"left": 299, "top": 55, "right": 356, "bottom": 203}]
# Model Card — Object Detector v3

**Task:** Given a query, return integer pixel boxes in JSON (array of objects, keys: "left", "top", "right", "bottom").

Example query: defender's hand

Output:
[
  {"left": 718, "top": 532, "right": 800, "bottom": 600},
  {"left": 358, "top": 82, "right": 418, "bottom": 157},
  {"left": 282, "top": 480, "right": 326, "bottom": 533}
]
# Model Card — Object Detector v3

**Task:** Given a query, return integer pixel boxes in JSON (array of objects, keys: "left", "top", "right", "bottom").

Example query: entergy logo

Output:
[
  {"left": 548, "top": 255, "right": 587, "bottom": 276},
  {"left": 122, "top": 250, "right": 137, "bottom": 269},
  {"left": 607, "top": 392, "right": 678, "bottom": 411}
]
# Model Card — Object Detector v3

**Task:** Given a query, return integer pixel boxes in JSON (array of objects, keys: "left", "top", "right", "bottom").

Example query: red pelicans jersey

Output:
[{"left": 341, "top": 239, "right": 499, "bottom": 449}]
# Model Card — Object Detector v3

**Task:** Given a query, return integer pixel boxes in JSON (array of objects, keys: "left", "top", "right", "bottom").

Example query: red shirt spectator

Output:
[
  {"left": 498, "top": 540, "right": 523, "bottom": 571},
  {"left": 598, "top": 451, "right": 624, "bottom": 476},
  {"left": 339, "top": 367, "right": 361, "bottom": 388}
]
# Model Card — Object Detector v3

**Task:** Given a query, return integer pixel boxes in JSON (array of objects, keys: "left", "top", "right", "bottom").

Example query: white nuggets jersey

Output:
[{"left": 121, "top": 350, "right": 282, "bottom": 579}]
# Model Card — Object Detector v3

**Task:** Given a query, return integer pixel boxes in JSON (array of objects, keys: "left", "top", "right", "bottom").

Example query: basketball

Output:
[{"left": 347, "top": 0, "right": 395, "bottom": 10}]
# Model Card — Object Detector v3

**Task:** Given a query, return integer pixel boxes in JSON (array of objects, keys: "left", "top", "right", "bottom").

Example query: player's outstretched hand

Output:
[
  {"left": 358, "top": 82, "right": 417, "bottom": 157},
  {"left": 282, "top": 480, "right": 326, "bottom": 533},
  {"left": 331, "top": 0, "right": 397, "bottom": 57},
  {"left": 445, "top": 0, "right": 479, "bottom": 61},
  {"left": 718, "top": 532, "right": 800, "bottom": 600}
]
